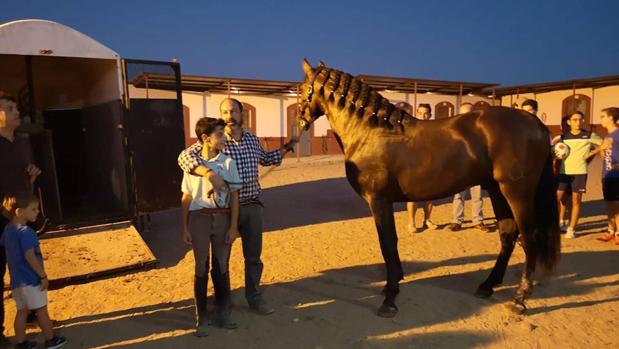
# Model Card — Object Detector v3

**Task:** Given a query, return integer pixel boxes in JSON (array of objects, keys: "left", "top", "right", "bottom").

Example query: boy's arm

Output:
[
  {"left": 24, "top": 248, "right": 48, "bottom": 290},
  {"left": 587, "top": 138, "right": 612, "bottom": 160},
  {"left": 591, "top": 132, "right": 604, "bottom": 146},
  {"left": 180, "top": 193, "right": 193, "bottom": 245},
  {"left": 226, "top": 191, "right": 240, "bottom": 244},
  {"left": 585, "top": 145, "right": 601, "bottom": 161}
]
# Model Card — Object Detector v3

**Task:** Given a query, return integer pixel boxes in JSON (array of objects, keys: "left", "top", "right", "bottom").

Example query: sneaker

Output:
[
  {"left": 474, "top": 223, "right": 490, "bottom": 232},
  {"left": 596, "top": 232, "right": 615, "bottom": 242},
  {"left": 565, "top": 227, "right": 577, "bottom": 239},
  {"left": 559, "top": 220, "right": 568, "bottom": 232},
  {"left": 447, "top": 223, "right": 462, "bottom": 232},
  {"left": 44, "top": 336, "right": 66, "bottom": 349},
  {"left": 249, "top": 300, "right": 275, "bottom": 316},
  {"left": 408, "top": 223, "right": 418, "bottom": 234},
  {"left": 424, "top": 220, "right": 438, "bottom": 230},
  {"left": 15, "top": 340, "right": 37, "bottom": 349},
  {"left": 216, "top": 310, "right": 238, "bottom": 329}
]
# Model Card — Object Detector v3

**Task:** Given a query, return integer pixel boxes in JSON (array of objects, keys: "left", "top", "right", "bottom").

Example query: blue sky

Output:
[{"left": 2, "top": 0, "right": 618, "bottom": 86}]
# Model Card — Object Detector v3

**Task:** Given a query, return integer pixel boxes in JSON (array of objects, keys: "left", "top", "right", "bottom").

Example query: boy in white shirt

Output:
[{"left": 180, "top": 117, "right": 241, "bottom": 337}]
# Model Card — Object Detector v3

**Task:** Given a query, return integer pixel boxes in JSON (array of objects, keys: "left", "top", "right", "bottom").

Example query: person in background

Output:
[
  {"left": 521, "top": 99, "right": 538, "bottom": 116},
  {"left": 1, "top": 193, "right": 66, "bottom": 349},
  {"left": 407, "top": 104, "right": 437, "bottom": 233},
  {"left": 447, "top": 103, "right": 489, "bottom": 232},
  {"left": 596, "top": 107, "right": 619, "bottom": 245},
  {"left": 552, "top": 115, "right": 573, "bottom": 230},
  {"left": 0, "top": 94, "right": 41, "bottom": 345},
  {"left": 555, "top": 111, "right": 602, "bottom": 239}
]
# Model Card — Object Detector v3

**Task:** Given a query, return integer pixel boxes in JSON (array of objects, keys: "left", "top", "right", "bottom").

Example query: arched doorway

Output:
[
  {"left": 435, "top": 101, "right": 454, "bottom": 119},
  {"left": 473, "top": 101, "right": 490, "bottom": 110},
  {"left": 562, "top": 94, "right": 591, "bottom": 126},
  {"left": 395, "top": 101, "right": 413, "bottom": 115},
  {"left": 287, "top": 103, "right": 313, "bottom": 156},
  {"left": 241, "top": 102, "right": 257, "bottom": 135}
]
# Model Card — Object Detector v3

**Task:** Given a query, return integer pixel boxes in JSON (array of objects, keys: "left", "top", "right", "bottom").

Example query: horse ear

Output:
[
  {"left": 318, "top": 60, "right": 326, "bottom": 68},
  {"left": 302, "top": 59, "right": 313, "bottom": 75}
]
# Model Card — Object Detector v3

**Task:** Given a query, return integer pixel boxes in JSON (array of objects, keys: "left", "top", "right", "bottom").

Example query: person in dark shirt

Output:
[
  {"left": 596, "top": 107, "right": 619, "bottom": 245},
  {"left": 0, "top": 94, "right": 41, "bottom": 344}
]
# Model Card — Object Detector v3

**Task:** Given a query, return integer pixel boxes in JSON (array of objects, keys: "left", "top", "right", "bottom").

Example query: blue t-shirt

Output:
[
  {"left": 0, "top": 224, "right": 43, "bottom": 289},
  {"left": 602, "top": 129, "right": 619, "bottom": 179}
]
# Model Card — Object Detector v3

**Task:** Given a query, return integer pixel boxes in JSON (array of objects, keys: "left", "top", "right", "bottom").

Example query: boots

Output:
[
  {"left": 193, "top": 275, "right": 209, "bottom": 337},
  {"left": 211, "top": 266, "right": 237, "bottom": 329}
]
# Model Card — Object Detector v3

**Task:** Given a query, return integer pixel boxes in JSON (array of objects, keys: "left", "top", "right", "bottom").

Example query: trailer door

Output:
[{"left": 122, "top": 59, "right": 185, "bottom": 214}]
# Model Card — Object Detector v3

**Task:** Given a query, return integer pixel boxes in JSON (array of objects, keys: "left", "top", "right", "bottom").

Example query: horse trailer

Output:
[{"left": 0, "top": 19, "right": 186, "bottom": 280}]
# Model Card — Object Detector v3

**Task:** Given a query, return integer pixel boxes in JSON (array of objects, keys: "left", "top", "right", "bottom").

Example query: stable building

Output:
[
  {"left": 492, "top": 75, "right": 619, "bottom": 135},
  {"left": 130, "top": 73, "right": 498, "bottom": 155}
]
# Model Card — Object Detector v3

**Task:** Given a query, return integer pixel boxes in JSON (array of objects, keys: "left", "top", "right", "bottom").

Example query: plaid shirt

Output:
[{"left": 178, "top": 131, "right": 282, "bottom": 204}]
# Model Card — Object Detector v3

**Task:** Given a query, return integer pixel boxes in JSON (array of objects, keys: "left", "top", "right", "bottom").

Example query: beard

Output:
[{"left": 226, "top": 118, "right": 243, "bottom": 128}]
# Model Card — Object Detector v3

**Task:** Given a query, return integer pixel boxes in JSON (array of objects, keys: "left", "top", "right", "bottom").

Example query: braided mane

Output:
[{"left": 312, "top": 68, "right": 412, "bottom": 129}]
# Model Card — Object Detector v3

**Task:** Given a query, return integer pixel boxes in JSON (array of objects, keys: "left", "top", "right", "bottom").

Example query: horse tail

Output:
[{"left": 534, "top": 151, "right": 561, "bottom": 272}]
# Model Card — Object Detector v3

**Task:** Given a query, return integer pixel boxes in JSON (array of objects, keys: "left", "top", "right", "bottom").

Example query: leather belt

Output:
[{"left": 199, "top": 208, "right": 230, "bottom": 214}]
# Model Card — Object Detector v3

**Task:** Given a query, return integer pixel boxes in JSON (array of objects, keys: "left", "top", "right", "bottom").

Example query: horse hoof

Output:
[
  {"left": 475, "top": 286, "right": 494, "bottom": 299},
  {"left": 503, "top": 301, "right": 526, "bottom": 315},
  {"left": 377, "top": 304, "right": 398, "bottom": 318}
]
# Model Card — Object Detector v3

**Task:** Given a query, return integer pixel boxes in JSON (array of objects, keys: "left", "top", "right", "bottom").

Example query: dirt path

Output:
[{"left": 3, "top": 156, "right": 618, "bottom": 348}]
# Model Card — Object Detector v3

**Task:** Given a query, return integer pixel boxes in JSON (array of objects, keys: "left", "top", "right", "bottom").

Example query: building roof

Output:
[
  {"left": 356, "top": 74, "right": 497, "bottom": 95},
  {"left": 132, "top": 73, "right": 300, "bottom": 96},
  {"left": 490, "top": 75, "right": 619, "bottom": 96},
  {"left": 133, "top": 71, "right": 619, "bottom": 98},
  {"left": 131, "top": 72, "right": 498, "bottom": 97}
]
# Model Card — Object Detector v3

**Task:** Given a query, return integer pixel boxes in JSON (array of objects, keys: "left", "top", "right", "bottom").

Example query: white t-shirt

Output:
[{"left": 181, "top": 152, "right": 242, "bottom": 211}]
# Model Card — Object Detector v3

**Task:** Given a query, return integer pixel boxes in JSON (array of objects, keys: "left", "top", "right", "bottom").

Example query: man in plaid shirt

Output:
[{"left": 178, "top": 98, "right": 297, "bottom": 315}]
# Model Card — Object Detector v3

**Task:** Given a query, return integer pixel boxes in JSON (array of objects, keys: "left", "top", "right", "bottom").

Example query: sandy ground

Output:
[{"left": 3, "top": 155, "right": 618, "bottom": 349}]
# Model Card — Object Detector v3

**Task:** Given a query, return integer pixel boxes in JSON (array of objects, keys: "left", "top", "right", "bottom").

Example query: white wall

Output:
[
  {"left": 178, "top": 90, "right": 494, "bottom": 137},
  {"left": 499, "top": 85, "right": 619, "bottom": 126},
  {"left": 592, "top": 86, "right": 619, "bottom": 124}
]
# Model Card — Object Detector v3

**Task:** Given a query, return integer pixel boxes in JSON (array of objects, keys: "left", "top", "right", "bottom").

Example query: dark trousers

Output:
[{"left": 212, "top": 203, "right": 264, "bottom": 305}]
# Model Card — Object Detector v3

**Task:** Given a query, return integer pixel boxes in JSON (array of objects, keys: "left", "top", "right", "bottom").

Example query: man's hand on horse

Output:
[{"left": 282, "top": 136, "right": 300, "bottom": 154}]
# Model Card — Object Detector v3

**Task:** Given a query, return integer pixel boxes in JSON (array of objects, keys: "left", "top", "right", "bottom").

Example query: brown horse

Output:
[{"left": 297, "top": 59, "right": 560, "bottom": 317}]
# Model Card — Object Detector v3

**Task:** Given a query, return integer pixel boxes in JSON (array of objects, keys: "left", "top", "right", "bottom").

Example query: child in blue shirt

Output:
[{"left": 1, "top": 193, "right": 66, "bottom": 349}]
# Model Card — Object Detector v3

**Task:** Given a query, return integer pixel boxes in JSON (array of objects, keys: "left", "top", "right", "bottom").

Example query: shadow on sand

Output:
[{"left": 47, "top": 249, "right": 618, "bottom": 348}]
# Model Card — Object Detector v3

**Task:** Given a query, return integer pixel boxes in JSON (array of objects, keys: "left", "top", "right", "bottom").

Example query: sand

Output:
[{"left": 2, "top": 155, "right": 618, "bottom": 349}]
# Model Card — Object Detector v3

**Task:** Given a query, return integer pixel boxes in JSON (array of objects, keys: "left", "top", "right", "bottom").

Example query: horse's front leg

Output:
[{"left": 368, "top": 198, "right": 404, "bottom": 318}]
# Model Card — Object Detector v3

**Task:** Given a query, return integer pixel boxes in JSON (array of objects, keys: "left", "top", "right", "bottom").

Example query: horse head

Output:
[{"left": 298, "top": 59, "right": 327, "bottom": 131}]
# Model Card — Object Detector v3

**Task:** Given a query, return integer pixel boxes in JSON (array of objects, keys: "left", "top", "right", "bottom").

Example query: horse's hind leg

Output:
[
  {"left": 498, "top": 183, "right": 538, "bottom": 314},
  {"left": 368, "top": 198, "right": 403, "bottom": 318},
  {"left": 475, "top": 183, "right": 519, "bottom": 298}
]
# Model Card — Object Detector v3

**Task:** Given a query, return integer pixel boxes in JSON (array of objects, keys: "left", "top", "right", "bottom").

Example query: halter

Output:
[{"left": 298, "top": 67, "right": 324, "bottom": 130}]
